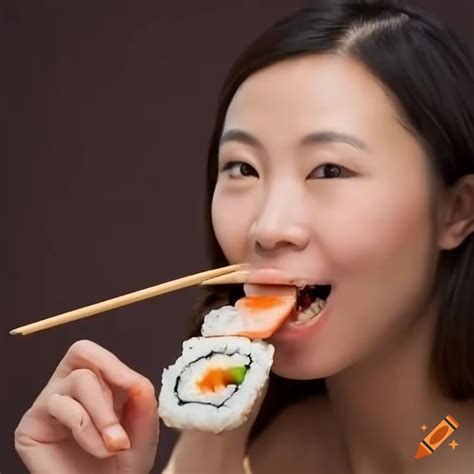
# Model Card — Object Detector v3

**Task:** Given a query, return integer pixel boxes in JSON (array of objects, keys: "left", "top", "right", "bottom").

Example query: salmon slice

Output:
[
  {"left": 201, "top": 285, "right": 297, "bottom": 339},
  {"left": 235, "top": 291, "right": 297, "bottom": 338}
]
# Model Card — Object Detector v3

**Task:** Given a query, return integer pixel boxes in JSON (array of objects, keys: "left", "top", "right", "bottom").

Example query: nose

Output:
[{"left": 248, "top": 187, "right": 310, "bottom": 254}]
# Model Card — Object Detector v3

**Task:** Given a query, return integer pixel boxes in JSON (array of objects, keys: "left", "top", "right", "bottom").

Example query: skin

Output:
[
  {"left": 14, "top": 340, "right": 159, "bottom": 474},
  {"left": 15, "top": 54, "right": 474, "bottom": 474},
  {"left": 211, "top": 54, "right": 474, "bottom": 473}
]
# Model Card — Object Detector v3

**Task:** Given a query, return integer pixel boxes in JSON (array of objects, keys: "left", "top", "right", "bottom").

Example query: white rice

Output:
[
  {"left": 200, "top": 305, "right": 247, "bottom": 337},
  {"left": 158, "top": 336, "right": 274, "bottom": 433}
]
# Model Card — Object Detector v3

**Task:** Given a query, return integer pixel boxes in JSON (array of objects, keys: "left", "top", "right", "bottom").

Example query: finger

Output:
[
  {"left": 52, "top": 340, "right": 150, "bottom": 392},
  {"left": 65, "top": 368, "right": 131, "bottom": 451},
  {"left": 47, "top": 393, "right": 119, "bottom": 459},
  {"left": 70, "top": 364, "right": 126, "bottom": 419},
  {"left": 120, "top": 379, "right": 159, "bottom": 472},
  {"left": 112, "top": 386, "right": 129, "bottom": 419}
]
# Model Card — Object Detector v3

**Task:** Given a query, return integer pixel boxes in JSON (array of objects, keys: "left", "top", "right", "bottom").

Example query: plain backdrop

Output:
[{"left": 4, "top": 1, "right": 472, "bottom": 472}]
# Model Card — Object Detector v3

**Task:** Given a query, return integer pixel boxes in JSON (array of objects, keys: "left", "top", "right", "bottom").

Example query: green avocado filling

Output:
[{"left": 229, "top": 366, "right": 248, "bottom": 385}]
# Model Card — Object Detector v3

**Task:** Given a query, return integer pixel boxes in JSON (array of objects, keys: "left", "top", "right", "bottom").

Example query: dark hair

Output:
[{"left": 189, "top": 0, "right": 474, "bottom": 443}]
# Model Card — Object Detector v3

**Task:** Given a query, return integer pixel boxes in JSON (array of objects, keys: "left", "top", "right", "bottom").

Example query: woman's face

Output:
[{"left": 211, "top": 54, "right": 441, "bottom": 379}]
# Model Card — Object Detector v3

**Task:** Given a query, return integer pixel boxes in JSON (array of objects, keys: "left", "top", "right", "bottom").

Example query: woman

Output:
[{"left": 14, "top": 1, "right": 474, "bottom": 473}]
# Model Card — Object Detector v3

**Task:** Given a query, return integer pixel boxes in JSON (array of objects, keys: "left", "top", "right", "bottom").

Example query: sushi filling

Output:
[
  {"left": 197, "top": 366, "right": 248, "bottom": 393},
  {"left": 175, "top": 352, "right": 251, "bottom": 407},
  {"left": 294, "top": 285, "right": 331, "bottom": 324}
]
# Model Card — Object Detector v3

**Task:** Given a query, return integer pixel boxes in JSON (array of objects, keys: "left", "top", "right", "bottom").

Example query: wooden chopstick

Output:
[
  {"left": 10, "top": 263, "right": 247, "bottom": 336},
  {"left": 199, "top": 269, "right": 249, "bottom": 285}
]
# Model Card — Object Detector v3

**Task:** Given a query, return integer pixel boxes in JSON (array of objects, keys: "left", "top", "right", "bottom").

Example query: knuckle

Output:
[
  {"left": 14, "top": 412, "right": 41, "bottom": 452},
  {"left": 68, "top": 339, "right": 99, "bottom": 357},
  {"left": 70, "top": 410, "right": 95, "bottom": 439},
  {"left": 47, "top": 392, "right": 61, "bottom": 408},
  {"left": 13, "top": 421, "right": 26, "bottom": 445},
  {"left": 14, "top": 431, "right": 32, "bottom": 453},
  {"left": 135, "top": 376, "right": 157, "bottom": 401},
  {"left": 79, "top": 413, "right": 91, "bottom": 431},
  {"left": 133, "top": 377, "right": 158, "bottom": 408},
  {"left": 69, "top": 368, "right": 99, "bottom": 388},
  {"left": 139, "top": 377, "right": 156, "bottom": 395}
]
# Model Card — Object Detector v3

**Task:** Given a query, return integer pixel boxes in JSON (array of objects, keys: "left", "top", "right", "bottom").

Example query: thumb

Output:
[{"left": 121, "top": 381, "right": 159, "bottom": 469}]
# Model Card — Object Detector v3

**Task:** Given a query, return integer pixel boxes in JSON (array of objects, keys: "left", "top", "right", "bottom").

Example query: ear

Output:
[{"left": 438, "top": 174, "right": 474, "bottom": 250}]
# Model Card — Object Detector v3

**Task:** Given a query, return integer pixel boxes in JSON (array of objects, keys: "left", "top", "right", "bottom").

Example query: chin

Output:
[{"left": 270, "top": 348, "right": 341, "bottom": 380}]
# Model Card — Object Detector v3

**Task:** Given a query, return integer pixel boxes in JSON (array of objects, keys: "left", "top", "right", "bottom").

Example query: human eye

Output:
[
  {"left": 307, "top": 163, "right": 353, "bottom": 179},
  {"left": 220, "top": 161, "right": 259, "bottom": 179}
]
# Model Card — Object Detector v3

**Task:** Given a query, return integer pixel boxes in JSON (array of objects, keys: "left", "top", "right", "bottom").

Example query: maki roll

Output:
[{"left": 158, "top": 336, "right": 274, "bottom": 433}]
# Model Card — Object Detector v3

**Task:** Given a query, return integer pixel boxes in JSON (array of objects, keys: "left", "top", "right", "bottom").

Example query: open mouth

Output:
[{"left": 293, "top": 284, "right": 332, "bottom": 325}]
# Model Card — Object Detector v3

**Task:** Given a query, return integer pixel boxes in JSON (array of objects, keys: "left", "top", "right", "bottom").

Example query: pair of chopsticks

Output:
[{"left": 10, "top": 263, "right": 249, "bottom": 336}]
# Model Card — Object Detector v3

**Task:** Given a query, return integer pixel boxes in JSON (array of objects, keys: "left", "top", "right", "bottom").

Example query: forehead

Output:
[{"left": 222, "top": 53, "right": 401, "bottom": 140}]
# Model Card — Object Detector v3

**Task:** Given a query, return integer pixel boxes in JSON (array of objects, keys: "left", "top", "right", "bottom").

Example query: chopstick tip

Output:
[{"left": 9, "top": 328, "right": 21, "bottom": 336}]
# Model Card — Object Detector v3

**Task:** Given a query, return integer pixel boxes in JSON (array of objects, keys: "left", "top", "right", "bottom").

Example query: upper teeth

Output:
[{"left": 295, "top": 298, "right": 326, "bottom": 325}]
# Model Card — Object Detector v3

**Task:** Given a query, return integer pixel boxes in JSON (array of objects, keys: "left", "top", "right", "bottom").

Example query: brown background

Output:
[{"left": 4, "top": 1, "right": 472, "bottom": 472}]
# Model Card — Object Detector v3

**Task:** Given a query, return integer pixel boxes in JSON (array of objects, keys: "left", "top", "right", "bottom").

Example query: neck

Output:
[{"left": 325, "top": 303, "right": 473, "bottom": 474}]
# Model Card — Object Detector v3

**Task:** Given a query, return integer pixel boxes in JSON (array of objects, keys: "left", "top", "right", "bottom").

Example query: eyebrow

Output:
[{"left": 219, "top": 129, "right": 368, "bottom": 152}]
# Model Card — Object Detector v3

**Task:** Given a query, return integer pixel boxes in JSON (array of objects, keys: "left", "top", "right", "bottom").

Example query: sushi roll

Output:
[
  {"left": 201, "top": 286, "right": 297, "bottom": 339},
  {"left": 158, "top": 336, "right": 274, "bottom": 433}
]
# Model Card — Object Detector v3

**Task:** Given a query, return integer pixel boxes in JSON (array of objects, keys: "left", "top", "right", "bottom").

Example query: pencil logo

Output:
[{"left": 415, "top": 415, "right": 460, "bottom": 459}]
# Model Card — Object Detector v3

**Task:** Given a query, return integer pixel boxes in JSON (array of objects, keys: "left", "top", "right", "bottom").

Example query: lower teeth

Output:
[{"left": 294, "top": 298, "right": 326, "bottom": 325}]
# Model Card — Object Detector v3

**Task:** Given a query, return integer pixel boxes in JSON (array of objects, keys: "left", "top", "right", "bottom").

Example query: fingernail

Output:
[{"left": 102, "top": 424, "right": 130, "bottom": 451}]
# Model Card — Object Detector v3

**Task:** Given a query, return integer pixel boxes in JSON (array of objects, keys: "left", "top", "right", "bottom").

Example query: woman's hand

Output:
[{"left": 14, "top": 339, "right": 159, "bottom": 474}]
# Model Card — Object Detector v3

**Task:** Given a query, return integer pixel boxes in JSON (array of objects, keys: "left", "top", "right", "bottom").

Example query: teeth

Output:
[{"left": 294, "top": 298, "right": 326, "bottom": 325}]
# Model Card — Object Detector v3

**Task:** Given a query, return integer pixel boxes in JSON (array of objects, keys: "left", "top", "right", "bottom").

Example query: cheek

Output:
[
  {"left": 322, "top": 178, "right": 436, "bottom": 356},
  {"left": 211, "top": 186, "right": 254, "bottom": 262},
  {"left": 322, "top": 174, "right": 435, "bottom": 279},
  {"left": 272, "top": 183, "right": 437, "bottom": 379},
  {"left": 332, "top": 196, "right": 436, "bottom": 351}
]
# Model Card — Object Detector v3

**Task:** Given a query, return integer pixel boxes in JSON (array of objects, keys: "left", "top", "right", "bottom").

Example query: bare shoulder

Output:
[{"left": 247, "top": 395, "right": 349, "bottom": 474}]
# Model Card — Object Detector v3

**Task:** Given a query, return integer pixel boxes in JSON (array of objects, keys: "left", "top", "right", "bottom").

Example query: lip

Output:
[
  {"left": 269, "top": 291, "right": 333, "bottom": 342},
  {"left": 246, "top": 268, "right": 328, "bottom": 287}
]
